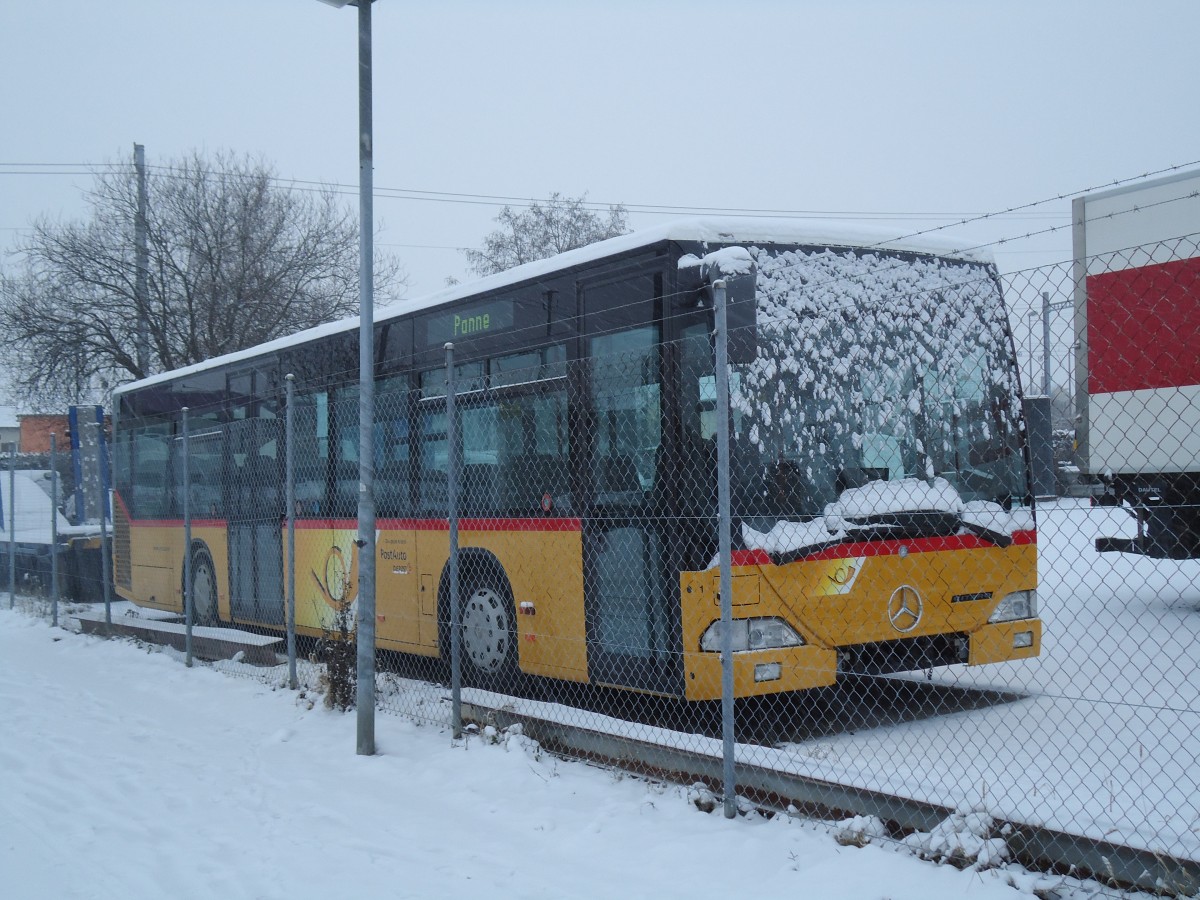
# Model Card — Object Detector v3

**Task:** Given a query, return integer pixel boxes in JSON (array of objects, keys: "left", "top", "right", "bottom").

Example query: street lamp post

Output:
[{"left": 317, "top": 0, "right": 376, "bottom": 756}]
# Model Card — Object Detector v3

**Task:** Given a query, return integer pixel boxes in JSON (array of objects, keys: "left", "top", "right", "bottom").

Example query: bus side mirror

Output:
[
  {"left": 677, "top": 257, "right": 758, "bottom": 365},
  {"left": 722, "top": 271, "right": 757, "bottom": 365}
]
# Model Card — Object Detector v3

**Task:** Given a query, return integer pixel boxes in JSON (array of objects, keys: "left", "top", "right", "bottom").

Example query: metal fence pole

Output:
[
  {"left": 182, "top": 407, "right": 193, "bottom": 668},
  {"left": 1041, "top": 290, "right": 1052, "bottom": 396},
  {"left": 94, "top": 422, "right": 112, "bottom": 627},
  {"left": 352, "top": 0, "right": 377, "bottom": 758},
  {"left": 285, "top": 374, "right": 298, "bottom": 690},
  {"left": 8, "top": 445, "right": 15, "bottom": 609},
  {"left": 713, "top": 279, "right": 737, "bottom": 819},
  {"left": 446, "top": 342, "right": 462, "bottom": 739},
  {"left": 50, "top": 433, "right": 59, "bottom": 626}
]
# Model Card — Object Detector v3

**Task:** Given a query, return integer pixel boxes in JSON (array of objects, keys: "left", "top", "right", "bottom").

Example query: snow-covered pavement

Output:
[{"left": 3, "top": 606, "right": 1075, "bottom": 900}]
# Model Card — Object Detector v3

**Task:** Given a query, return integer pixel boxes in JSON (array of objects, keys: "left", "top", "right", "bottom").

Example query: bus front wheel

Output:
[
  {"left": 458, "top": 577, "right": 517, "bottom": 688},
  {"left": 188, "top": 551, "right": 220, "bottom": 626}
]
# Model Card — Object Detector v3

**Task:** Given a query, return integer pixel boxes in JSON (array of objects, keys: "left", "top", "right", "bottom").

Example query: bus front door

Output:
[
  {"left": 581, "top": 321, "right": 682, "bottom": 695},
  {"left": 226, "top": 418, "right": 285, "bottom": 626}
]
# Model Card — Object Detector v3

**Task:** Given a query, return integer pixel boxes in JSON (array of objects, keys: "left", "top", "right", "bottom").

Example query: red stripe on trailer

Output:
[{"left": 1087, "top": 256, "right": 1200, "bottom": 394}]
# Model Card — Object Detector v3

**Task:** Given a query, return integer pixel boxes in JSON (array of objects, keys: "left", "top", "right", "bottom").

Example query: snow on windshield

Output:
[
  {"left": 718, "top": 243, "right": 1026, "bottom": 554},
  {"left": 741, "top": 478, "right": 1033, "bottom": 558}
]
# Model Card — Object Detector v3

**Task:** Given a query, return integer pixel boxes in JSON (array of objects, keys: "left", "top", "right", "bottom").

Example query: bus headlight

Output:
[
  {"left": 988, "top": 589, "right": 1037, "bottom": 623},
  {"left": 700, "top": 617, "right": 804, "bottom": 652}
]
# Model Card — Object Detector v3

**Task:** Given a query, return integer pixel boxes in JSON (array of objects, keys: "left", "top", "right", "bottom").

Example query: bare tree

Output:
[
  {"left": 0, "top": 150, "right": 404, "bottom": 406},
  {"left": 463, "top": 192, "right": 629, "bottom": 276}
]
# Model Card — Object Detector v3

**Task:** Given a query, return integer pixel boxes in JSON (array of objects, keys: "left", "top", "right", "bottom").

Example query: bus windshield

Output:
[{"left": 716, "top": 245, "right": 1028, "bottom": 555}]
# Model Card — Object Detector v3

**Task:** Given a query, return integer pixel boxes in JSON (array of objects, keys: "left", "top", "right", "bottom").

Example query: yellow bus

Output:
[{"left": 111, "top": 220, "right": 1040, "bottom": 700}]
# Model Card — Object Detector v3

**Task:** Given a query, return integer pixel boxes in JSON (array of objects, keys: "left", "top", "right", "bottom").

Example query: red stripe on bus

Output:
[
  {"left": 124, "top": 516, "right": 582, "bottom": 533},
  {"left": 1087, "top": 256, "right": 1200, "bottom": 394},
  {"left": 731, "top": 549, "right": 773, "bottom": 567},
  {"left": 728, "top": 529, "right": 1035, "bottom": 567},
  {"left": 291, "top": 517, "right": 584, "bottom": 533},
  {"left": 383, "top": 517, "right": 582, "bottom": 532},
  {"left": 793, "top": 529, "right": 1036, "bottom": 563},
  {"left": 127, "top": 518, "right": 228, "bottom": 528},
  {"left": 114, "top": 496, "right": 1030, "bottom": 552}
]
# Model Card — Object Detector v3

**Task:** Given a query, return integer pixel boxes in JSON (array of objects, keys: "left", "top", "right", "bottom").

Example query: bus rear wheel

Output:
[{"left": 189, "top": 551, "right": 220, "bottom": 626}]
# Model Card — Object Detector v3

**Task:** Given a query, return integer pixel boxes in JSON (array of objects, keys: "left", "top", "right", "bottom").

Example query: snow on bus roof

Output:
[{"left": 114, "top": 217, "right": 993, "bottom": 395}]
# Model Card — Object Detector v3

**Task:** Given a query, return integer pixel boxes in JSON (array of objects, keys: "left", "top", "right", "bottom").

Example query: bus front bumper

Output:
[
  {"left": 683, "top": 645, "right": 838, "bottom": 701},
  {"left": 682, "top": 618, "right": 1042, "bottom": 701},
  {"left": 968, "top": 618, "right": 1042, "bottom": 665}
]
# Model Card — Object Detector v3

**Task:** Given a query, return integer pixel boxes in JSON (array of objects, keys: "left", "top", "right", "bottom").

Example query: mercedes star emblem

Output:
[{"left": 888, "top": 585, "right": 923, "bottom": 633}]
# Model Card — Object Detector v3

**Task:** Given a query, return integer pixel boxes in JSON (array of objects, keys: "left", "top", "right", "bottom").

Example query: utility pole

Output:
[{"left": 134, "top": 143, "right": 150, "bottom": 377}]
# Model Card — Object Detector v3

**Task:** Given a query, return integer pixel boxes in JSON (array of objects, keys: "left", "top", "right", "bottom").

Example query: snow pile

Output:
[
  {"left": 686, "top": 781, "right": 718, "bottom": 813},
  {"left": 902, "top": 809, "right": 1009, "bottom": 869},
  {"left": 678, "top": 246, "right": 755, "bottom": 278},
  {"left": 825, "top": 476, "right": 962, "bottom": 524},
  {"left": 741, "top": 477, "right": 1032, "bottom": 557},
  {"left": 0, "top": 470, "right": 91, "bottom": 543},
  {"left": 961, "top": 500, "right": 1035, "bottom": 536},
  {"left": 742, "top": 517, "right": 845, "bottom": 555},
  {"left": 834, "top": 814, "right": 890, "bottom": 847},
  {"left": 476, "top": 721, "right": 543, "bottom": 759}
]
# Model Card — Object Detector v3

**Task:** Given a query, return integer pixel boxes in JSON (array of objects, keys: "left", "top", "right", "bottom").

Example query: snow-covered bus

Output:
[{"left": 111, "top": 220, "right": 1040, "bottom": 699}]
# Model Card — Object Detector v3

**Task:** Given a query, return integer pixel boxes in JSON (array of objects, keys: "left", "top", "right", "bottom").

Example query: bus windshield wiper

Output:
[{"left": 958, "top": 511, "right": 1016, "bottom": 547}]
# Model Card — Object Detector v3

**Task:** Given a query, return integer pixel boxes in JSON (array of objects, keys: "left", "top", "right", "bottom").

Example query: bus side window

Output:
[
  {"left": 375, "top": 377, "right": 412, "bottom": 518},
  {"left": 329, "top": 385, "right": 360, "bottom": 518},
  {"left": 589, "top": 326, "right": 661, "bottom": 501},
  {"left": 292, "top": 390, "right": 329, "bottom": 516},
  {"left": 460, "top": 404, "right": 498, "bottom": 515},
  {"left": 493, "top": 346, "right": 569, "bottom": 515},
  {"left": 172, "top": 431, "right": 223, "bottom": 519},
  {"left": 132, "top": 424, "right": 171, "bottom": 519}
]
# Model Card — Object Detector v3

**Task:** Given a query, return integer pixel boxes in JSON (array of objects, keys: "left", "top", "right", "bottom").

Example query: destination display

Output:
[{"left": 421, "top": 298, "right": 515, "bottom": 346}]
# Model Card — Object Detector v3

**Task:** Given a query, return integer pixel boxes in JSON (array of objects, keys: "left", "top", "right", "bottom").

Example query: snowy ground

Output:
[
  {"left": 758, "top": 499, "right": 1200, "bottom": 861},
  {"left": 2, "top": 607, "right": 1089, "bottom": 900},
  {"left": 366, "top": 499, "right": 1200, "bottom": 864},
  {"left": 2, "top": 500, "right": 1197, "bottom": 899}
]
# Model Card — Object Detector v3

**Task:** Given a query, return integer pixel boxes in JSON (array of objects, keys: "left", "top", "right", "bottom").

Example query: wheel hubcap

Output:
[
  {"left": 193, "top": 563, "right": 216, "bottom": 623},
  {"left": 461, "top": 587, "right": 510, "bottom": 674}
]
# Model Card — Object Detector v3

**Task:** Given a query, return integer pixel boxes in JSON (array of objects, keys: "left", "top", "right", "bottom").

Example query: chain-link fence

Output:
[
  {"left": 990, "top": 229, "right": 1199, "bottom": 892},
  {"left": 19, "top": 213, "right": 1199, "bottom": 896}
]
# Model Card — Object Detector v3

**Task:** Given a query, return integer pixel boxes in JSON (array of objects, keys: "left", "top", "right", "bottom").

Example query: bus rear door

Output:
[{"left": 225, "top": 417, "right": 285, "bottom": 626}]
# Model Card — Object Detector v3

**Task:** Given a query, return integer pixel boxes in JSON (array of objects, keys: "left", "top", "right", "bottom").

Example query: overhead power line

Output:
[
  {"left": 0, "top": 160, "right": 1066, "bottom": 221},
  {"left": 4, "top": 157, "right": 1200, "bottom": 262}
]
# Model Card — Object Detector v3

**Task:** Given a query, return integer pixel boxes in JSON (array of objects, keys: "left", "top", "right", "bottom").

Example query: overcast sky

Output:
[{"left": 3, "top": 0, "right": 1198, "bottom": 303}]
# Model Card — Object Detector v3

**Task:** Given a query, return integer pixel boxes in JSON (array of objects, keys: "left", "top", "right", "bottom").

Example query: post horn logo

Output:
[
  {"left": 312, "top": 543, "right": 358, "bottom": 610},
  {"left": 888, "top": 585, "right": 923, "bottom": 633}
]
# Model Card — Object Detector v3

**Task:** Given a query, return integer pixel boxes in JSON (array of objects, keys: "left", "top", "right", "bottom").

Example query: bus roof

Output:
[{"left": 114, "top": 216, "right": 994, "bottom": 396}]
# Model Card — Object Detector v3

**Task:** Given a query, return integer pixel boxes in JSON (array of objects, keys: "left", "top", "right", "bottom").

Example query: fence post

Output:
[
  {"left": 286, "top": 374, "right": 298, "bottom": 690},
  {"left": 1041, "top": 290, "right": 1052, "bottom": 396},
  {"left": 713, "top": 279, "right": 737, "bottom": 818},
  {"left": 8, "top": 445, "right": 15, "bottom": 609},
  {"left": 50, "top": 433, "right": 59, "bottom": 626},
  {"left": 445, "top": 342, "right": 462, "bottom": 740},
  {"left": 182, "top": 408, "right": 193, "bottom": 667},
  {"left": 93, "top": 421, "right": 112, "bottom": 627}
]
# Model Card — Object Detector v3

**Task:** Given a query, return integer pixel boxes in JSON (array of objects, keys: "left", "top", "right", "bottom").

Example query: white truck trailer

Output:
[{"left": 1073, "top": 169, "right": 1200, "bottom": 557}]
